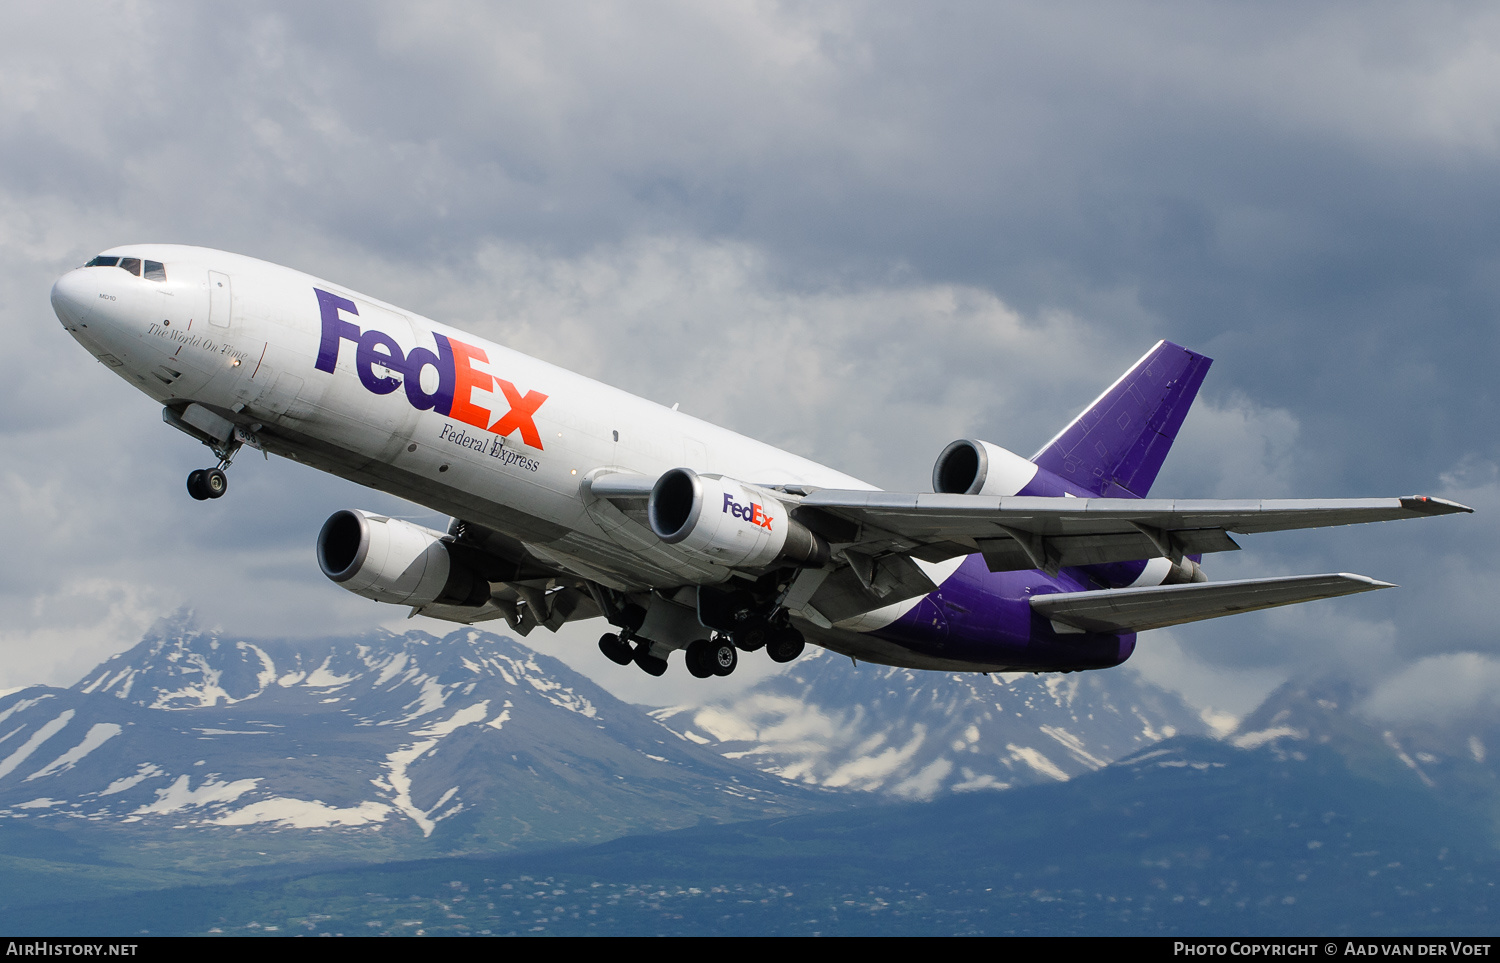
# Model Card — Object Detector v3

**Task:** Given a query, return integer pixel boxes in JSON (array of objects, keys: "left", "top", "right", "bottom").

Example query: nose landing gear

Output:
[{"left": 186, "top": 436, "right": 242, "bottom": 501}]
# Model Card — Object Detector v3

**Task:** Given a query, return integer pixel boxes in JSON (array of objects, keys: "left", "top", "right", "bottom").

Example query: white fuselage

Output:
[{"left": 52, "top": 245, "right": 950, "bottom": 646}]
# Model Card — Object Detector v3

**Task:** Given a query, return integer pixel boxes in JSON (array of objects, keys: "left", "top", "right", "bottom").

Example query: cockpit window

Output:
[{"left": 83, "top": 253, "right": 165, "bottom": 281}]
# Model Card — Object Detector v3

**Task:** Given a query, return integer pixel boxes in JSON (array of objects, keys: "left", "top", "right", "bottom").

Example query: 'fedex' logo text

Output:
[
  {"left": 723, "top": 493, "right": 773, "bottom": 531},
  {"left": 313, "top": 288, "right": 548, "bottom": 450}
]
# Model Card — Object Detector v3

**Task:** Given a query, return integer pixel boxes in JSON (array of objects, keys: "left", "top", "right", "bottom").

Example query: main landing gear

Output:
[
  {"left": 186, "top": 436, "right": 242, "bottom": 501},
  {"left": 597, "top": 623, "right": 804, "bottom": 679},
  {"left": 589, "top": 583, "right": 806, "bottom": 681}
]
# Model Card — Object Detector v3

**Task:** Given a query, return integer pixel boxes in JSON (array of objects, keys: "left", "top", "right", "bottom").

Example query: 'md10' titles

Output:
[{"left": 313, "top": 288, "right": 548, "bottom": 449}]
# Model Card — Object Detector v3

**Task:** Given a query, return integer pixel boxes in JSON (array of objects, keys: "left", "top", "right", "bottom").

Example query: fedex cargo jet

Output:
[{"left": 50, "top": 245, "right": 1470, "bottom": 680}]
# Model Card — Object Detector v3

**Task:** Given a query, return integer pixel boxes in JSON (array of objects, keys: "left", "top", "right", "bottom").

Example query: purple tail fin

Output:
[{"left": 1030, "top": 341, "right": 1212, "bottom": 498}]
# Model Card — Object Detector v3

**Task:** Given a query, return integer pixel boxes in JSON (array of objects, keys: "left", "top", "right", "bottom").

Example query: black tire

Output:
[
  {"left": 186, "top": 469, "right": 209, "bottom": 501},
  {"left": 711, "top": 639, "right": 737, "bottom": 677},
  {"left": 732, "top": 624, "right": 767, "bottom": 651},
  {"left": 598, "top": 633, "right": 633, "bottom": 666},
  {"left": 685, "top": 639, "right": 715, "bottom": 679},
  {"left": 204, "top": 468, "right": 228, "bottom": 498},
  {"left": 633, "top": 645, "right": 668, "bottom": 677},
  {"left": 767, "top": 629, "right": 805, "bottom": 664}
]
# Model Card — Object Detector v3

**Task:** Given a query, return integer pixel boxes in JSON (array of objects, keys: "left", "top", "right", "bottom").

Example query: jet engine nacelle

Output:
[
  {"left": 932, "top": 438, "right": 1046, "bottom": 496},
  {"left": 317, "top": 509, "right": 488, "bottom": 607},
  {"left": 648, "top": 468, "right": 828, "bottom": 569}
]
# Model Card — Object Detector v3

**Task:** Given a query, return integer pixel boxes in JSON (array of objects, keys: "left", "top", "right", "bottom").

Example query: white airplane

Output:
[{"left": 51, "top": 245, "right": 1470, "bottom": 680}]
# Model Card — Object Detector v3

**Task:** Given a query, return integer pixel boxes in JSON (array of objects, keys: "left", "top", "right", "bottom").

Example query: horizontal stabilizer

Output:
[{"left": 1030, "top": 573, "right": 1394, "bottom": 634}]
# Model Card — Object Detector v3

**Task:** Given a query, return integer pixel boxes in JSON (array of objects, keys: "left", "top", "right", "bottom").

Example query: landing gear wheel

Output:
[
  {"left": 186, "top": 469, "right": 209, "bottom": 500},
  {"left": 685, "top": 639, "right": 716, "bottom": 679},
  {"left": 599, "top": 633, "right": 633, "bottom": 666},
  {"left": 767, "top": 628, "right": 805, "bottom": 664},
  {"left": 710, "top": 639, "right": 737, "bottom": 677},
  {"left": 732, "top": 624, "right": 767, "bottom": 651},
  {"left": 204, "top": 467, "right": 228, "bottom": 498},
  {"left": 632, "top": 644, "right": 668, "bottom": 677}
]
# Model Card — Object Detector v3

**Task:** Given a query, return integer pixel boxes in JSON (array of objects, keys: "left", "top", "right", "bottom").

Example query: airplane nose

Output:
[{"left": 51, "top": 269, "right": 97, "bottom": 328}]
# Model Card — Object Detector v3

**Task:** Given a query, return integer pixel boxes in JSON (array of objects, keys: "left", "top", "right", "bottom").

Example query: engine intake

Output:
[
  {"left": 317, "top": 509, "right": 488, "bottom": 607},
  {"left": 933, "top": 439, "right": 1041, "bottom": 496},
  {"left": 648, "top": 468, "right": 827, "bottom": 569}
]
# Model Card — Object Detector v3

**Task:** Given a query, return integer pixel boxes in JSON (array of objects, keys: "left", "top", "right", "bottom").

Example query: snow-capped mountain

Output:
[
  {"left": 1230, "top": 677, "right": 1500, "bottom": 812},
  {"left": 650, "top": 647, "right": 1208, "bottom": 799},
  {"left": 0, "top": 613, "right": 829, "bottom": 853}
]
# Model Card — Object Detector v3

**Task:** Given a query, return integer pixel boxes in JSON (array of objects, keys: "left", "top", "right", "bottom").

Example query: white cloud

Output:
[{"left": 1360, "top": 653, "right": 1500, "bottom": 726}]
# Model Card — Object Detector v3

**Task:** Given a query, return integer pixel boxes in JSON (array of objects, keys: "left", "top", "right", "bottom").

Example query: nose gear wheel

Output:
[
  {"left": 186, "top": 467, "right": 228, "bottom": 500},
  {"left": 185, "top": 431, "right": 243, "bottom": 501}
]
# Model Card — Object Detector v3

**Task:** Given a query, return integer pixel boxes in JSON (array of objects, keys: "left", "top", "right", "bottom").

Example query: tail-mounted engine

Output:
[
  {"left": 932, "top": 439, "right": 1043, "bottom": 496},
  {"left": 317, "top": 509, "right": 489, "bottom": 607},
  {"left": 647, "top": 468, "right": 828, "bottom": 569}
]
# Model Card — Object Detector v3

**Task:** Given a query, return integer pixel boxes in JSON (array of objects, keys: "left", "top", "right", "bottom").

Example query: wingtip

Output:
[
  {"left": 1400, "top": 495, "right": 1474, "bottom": 516},
  {"left": 1336, "top": 573, "right": 1397, "bottom": 590}
]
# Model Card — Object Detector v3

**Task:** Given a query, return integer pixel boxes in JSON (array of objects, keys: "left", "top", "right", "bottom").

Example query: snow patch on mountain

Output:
[
  {"left": 375, "top": 740, "right": 451, "bottom": 837},
  {"left": 1232, "top": 726, "right": 1303, "bottom": 749},
  {"left": 0, "top": 710, "right": 74, "bottom": 780},
  {"left": 26, "top": 723, "right": 121, "bottom": 781},
  {"left": 0, "top": 695, "right": 54, "bottom": 728},
  {"left": 101, "top": 763, "right": 165, "bottom": 796},
  {"left": 215, "top": 798, "right": 393, "bottom": 829},
  {"left": 413, "top": 702, "right": 490, "bottom": 738},
  {"left": 132, "top": 773, "right": 260, "bottom": 815},
  {"left": 1006, "top": 744, "right": 1069, "bottom": 781}
]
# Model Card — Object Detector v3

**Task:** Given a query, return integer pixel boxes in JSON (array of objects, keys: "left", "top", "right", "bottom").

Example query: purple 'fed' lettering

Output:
[
  {"left": 721, "top": 492, "right": 773, "bottom": 531},
  {"left": 312, "top": 287, "right": 549, "bottom": 450}
]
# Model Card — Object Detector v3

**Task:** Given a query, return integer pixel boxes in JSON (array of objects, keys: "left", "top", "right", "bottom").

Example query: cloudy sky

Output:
[{"left": 2, "top": 2, "right": 1495, "bottom": 720}]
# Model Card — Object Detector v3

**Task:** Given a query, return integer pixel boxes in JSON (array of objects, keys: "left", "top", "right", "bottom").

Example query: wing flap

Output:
[
  {"left": 973, "top": 528, "right": 1242, "bottom": 573},
  {"left": 1030, "top": 573, "right": 1393, "bottom": 634}
]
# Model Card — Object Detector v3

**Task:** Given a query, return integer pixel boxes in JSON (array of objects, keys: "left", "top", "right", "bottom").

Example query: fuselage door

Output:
[{"left": 208, "top": 271, "right": 232, "bottom": 327}]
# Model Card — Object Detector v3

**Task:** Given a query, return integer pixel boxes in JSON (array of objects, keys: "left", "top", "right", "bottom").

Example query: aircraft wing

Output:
[
  {"left": 791, "top": 492, "right": 1471, "bottom": 573},
  {"left": 1029, "top": 572, "right": 1392, "bottom": 634}
]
